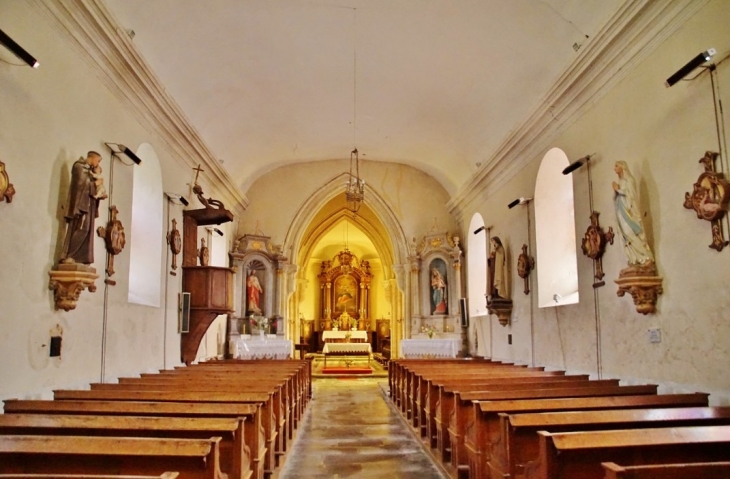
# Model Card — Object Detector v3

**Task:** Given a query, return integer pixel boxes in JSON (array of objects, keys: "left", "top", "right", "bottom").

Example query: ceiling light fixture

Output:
[
  {"left": 344, "top": 8, "right": 365, "bottom": 214},
  {"left": 0, "top": 28, "right": 39, "bottom": 68}
]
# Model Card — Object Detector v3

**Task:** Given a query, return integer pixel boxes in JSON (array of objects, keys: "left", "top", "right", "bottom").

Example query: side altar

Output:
[{"left": 406, "top": 229, "right": 465, "bottom": 356}]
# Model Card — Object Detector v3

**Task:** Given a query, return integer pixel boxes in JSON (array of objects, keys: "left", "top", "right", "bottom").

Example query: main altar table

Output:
[
  {"left": 322, "top": 330, "right": 368, "bottom": 342},
  {"left": 231, "top": 336, "right": 292, "bottom": 359},
  {"left": 400, "top": 338, "right": 461, "bottom": 358},
  {"left": 322, "top": 343, "right": 372, "bottom": 367}
]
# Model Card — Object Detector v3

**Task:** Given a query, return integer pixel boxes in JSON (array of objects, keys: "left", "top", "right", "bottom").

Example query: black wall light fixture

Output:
[
  {"left": 665, "top": 48, "right": 716, "bottom": 87},
  {"left": 562, "top": 154, "right": 594, "bottom": 175},
  {"left": 0, "top": 28, "right": 39, "bottom": 68},
  {"left": 105, "top": 143, "right": 142, "bottom": 165},
  {"left": 508, "top": 197, "right": 532, "bottom": 209},
  {"left": 165, "top": 192, "right": 189, "bottom": 206}
]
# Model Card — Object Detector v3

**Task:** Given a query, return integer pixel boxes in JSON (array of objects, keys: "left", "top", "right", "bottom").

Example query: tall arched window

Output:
[
  {"left": 535, "top": 148, "right": 579, "bottom": 307},
  {"left": 467, "top": 213, "right": 488, "bottom": 316},
  {"left": 128, "top": 143, "right": 164, "bottom": 306}
]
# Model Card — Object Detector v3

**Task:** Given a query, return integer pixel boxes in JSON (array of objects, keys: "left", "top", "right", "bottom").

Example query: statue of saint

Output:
[
  {"left": 488, "top": 236, "right": 507, "bottom": 299},
  {"left": 60, "top": 151, "right": 107, "bottom": 264},
  {"left": 430, "top": 267, "right": 447, "bottom": 314},
  {"left": 612, "top": 161, "right": 654, "bottom": 266},
  {"left": 247, "top": 270, "right": 263, "bottom": 314}
]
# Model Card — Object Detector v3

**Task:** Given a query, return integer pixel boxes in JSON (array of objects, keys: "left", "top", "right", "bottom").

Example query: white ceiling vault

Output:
[{"left": 104, "top": 0, "right": 620, "bottom": 195}]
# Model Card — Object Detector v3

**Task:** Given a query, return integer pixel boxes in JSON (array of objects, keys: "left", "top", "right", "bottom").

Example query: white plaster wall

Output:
[
  {"left": 0, "top": 3, "right": 233, "bottom": 398},
  {"left": 461, "top": 0, "right": 730, "bottom": 403}
]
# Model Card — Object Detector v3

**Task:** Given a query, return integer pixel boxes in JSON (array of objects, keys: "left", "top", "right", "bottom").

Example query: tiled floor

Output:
[{"left": 279, "top": 377, "right": 448, "bottom": 479}]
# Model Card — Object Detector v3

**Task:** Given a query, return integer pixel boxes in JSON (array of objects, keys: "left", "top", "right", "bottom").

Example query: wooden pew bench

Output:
[
  {"left": 602, "top": 460, "right": 730, "bottom": 479},
  {"left": 446, "top": 384, "right": 659, "bottom": 478},
  {"left": 51, "top": 391, "right": 275, "bottom": 478},
  {"left": 3, "top": 400, "right": 264, "bottom": 479},
  {"left": 464, "top": 393, "right": 711, "bottom": 479},
  {"left": 91, "top": 378, "right": 291, "bottom": 459},
  {"left": 537, "top": 425, "right": 730, "bottom": 479},
  {"left": 0, "top": 435, "right": 224, "bottom": 479},
  {"left": 0, "top": 414, "right": 252, "bottom": 479},
  {"left": 490, "top": 406, "right": 730, "bottom": 479}
]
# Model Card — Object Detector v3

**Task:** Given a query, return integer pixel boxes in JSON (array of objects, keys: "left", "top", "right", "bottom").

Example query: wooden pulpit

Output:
[{"left": 180, "top": 206, "right": 234, "bottom": 364}]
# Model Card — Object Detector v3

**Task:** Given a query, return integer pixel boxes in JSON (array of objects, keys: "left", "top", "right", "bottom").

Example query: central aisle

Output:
[{"left": 279, "top": 377, "right": 448, "bottom": 479}]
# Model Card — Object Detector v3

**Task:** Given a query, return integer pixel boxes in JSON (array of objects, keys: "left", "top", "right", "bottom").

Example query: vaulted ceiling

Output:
[{"left": 104, "top": 0, "right": 621, "bottom": 196}]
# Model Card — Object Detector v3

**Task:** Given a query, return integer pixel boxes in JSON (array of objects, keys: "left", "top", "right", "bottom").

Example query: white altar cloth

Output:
[
  {"left": 322, "top": 330, "right": 368, "bottom": 341},
  {"left": 323, "top": 343, "right": 372, "bottom": 354},
  {"left": 232, "top": 337, "right": 292, "bottom": 360},
  {"left": 400, "top": 338, "right": 461, "bottom": 358}
]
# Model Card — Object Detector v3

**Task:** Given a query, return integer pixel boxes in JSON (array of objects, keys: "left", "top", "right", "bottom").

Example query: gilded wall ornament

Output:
[
  {"left": 516, "top": 244, "right": 535, "bottom": 295},
  {"left": 96, "top": 205, "right": 126, "bottom": 277},
  {"left": 0, "top": 160, "right": 16, "bottom": 203},
  {"left": 581, "top": 211, "right": 614, "bottom": 287},
  {"left": 683, "top": 151, "right": 730, "bottom": 251},
  {"left": 166, "top": 218, "right": 182, "bottom": 272}
]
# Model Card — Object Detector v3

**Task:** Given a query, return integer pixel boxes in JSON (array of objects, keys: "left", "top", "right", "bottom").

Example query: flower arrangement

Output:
[
  {"left": 421, "top": 325, "right": 437, "bottom": 339},
  {"left": 250, "top": 315, "right": 270, "bottom": 333},
  {"left": 332, "top": 317, "right": 341, "bottom": 330}
]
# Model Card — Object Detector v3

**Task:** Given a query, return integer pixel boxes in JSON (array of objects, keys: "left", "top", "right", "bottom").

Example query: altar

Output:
[
  {"left": 400, "top": 338, "right": 461, "bottom": 358},
  {"left": 322, "top": 330, "right": 369, "bottom": 342},
  {"left": 322, "top": 342, "right": 372, "bottom": 367},
  {"left": 231, "top": 335, "right": 292, "bottom": 360}
]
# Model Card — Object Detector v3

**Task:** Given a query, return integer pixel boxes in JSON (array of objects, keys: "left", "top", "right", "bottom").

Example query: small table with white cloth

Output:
[
  {"left": 400, "top": 338, "right": 461, "bottom": 358},
  {"left": 322, "top": 342, "right": 372, "bottom": 367},
  {"left": 231, "top": 335, "right": 292, "bottom": 360}
]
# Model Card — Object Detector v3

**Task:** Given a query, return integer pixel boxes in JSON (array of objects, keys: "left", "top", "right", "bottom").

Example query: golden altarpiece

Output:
[{"left": 317, "top": 248, "right": 373, "bottom": 331}]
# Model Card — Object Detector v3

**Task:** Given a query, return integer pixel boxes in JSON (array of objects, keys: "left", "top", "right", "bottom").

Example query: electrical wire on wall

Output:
[
  {"left": 526, "top": 203, "right": 536, "bottom": 367},
  {"left": 709, "top": 62, "right": 730, "bottom": 243},
  {"left": 585, "top": 157, "right": 603, "bottom": 379}
]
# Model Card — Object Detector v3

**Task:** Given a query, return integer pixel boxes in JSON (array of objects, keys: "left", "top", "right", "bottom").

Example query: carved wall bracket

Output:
[
  {"left": 48, "top": 264, "right": 98, "bottom": 311},
  {"left": 0, "top": 160, "right": 16, "bottom": 204},
  {"left": 683, "top": 151, "right": 730, "bottom": 251},
  {"left": 581, "top": 211, "right": 614, "bottom": 287},
  {"left": 614, "top": 262, "right": 663, "bottom": 315},
  {"left": 487, "top": 297, "right": 513, "bottom": 326},
  {"left": 96, "top": 205, "right": 126, "bottom": 277}
]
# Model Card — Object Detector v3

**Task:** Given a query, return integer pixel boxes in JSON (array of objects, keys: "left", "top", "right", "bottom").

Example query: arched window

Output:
[
  {"left": 535, "top": 148, "right": 579, "bottom": 307},
  {"left": 128, "top": 143, "right": 164, "bottom": 307},
  {"left": 467, "top": 213, "right": 488, "bottom": 316}
]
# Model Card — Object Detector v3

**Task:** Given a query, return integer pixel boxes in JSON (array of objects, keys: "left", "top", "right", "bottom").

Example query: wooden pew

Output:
[
  {"left": 89, "top": 379, "right": 290, "bottom": 460},
  {"left": 429, "top": 376, "right": 596, "bottom": 455},
  {"left": 52, "top": 390, "right": 276, "bottom": 478},
  {"left": 490, "top": 407, "right": 730, "bottom": 479},
  {"left": 4, "top": 400, "right": 265, "bottom": 479},
  {"left": 415, "top": 370, "right": 567, "bottom": 435},
  {"left": 602, "top": 461, "right": 730, "bottom": 479},
  {"left": 537, "top": 425, "right": 730, "bottom": 479},
  {"left": 0, "top": 414, "right": 252, "bottom": 479},
  {"left": 421, "top": 374, "right": 582, "bottom": 446},
  {"left": 0, "top": 435, "right": 224, "bottom": 479},
  {"left": 446, "top": 384, "right": 659, "bottom": 477},
  {"left": 464, "top": 393, "right": 711, "bottom": 479}
]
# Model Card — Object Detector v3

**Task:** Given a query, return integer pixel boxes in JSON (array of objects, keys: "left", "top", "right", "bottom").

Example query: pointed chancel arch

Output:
[
  {"left": 535, "top": 147, "right": 579, "bottom": 307},
  {"left": 283, "top": 172, "right": 410, "bottom": 356}
]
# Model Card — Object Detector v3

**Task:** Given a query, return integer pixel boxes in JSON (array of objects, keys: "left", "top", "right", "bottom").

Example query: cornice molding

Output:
[
  {"left": 447, "top": 0, "right": 708, "bottom": 223},
  {"left": 31, "top": 0, "right": 249, "bottom": 215}
]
